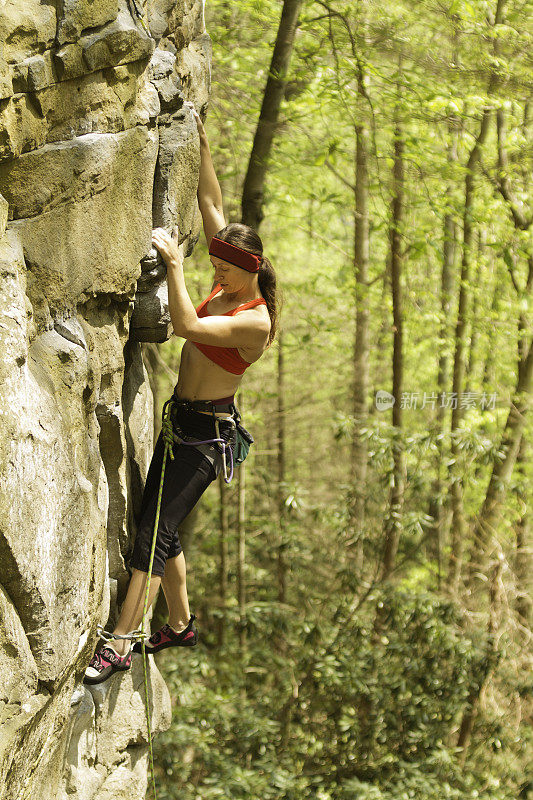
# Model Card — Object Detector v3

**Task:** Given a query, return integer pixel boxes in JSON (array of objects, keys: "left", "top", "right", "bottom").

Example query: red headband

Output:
[{"left": 209, "top": 236, "right": 261, "bottom": 273}]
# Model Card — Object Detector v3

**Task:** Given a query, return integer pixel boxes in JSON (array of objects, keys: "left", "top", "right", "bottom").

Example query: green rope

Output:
[{"left": 141, "top": 399, "right": 176, "bottom": 800}]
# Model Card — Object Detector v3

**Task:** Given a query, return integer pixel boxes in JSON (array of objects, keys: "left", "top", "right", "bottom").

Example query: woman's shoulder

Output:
[{"left": 234, "top": 300, "right": 270, "bottom": 327}]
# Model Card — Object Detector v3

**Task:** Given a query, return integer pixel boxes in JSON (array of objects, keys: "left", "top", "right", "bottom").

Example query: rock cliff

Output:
[{"left": 0, "top": 1, "right": 211, "bottom": 797}]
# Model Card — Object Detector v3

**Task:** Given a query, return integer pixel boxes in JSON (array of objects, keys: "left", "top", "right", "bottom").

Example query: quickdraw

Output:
[{"left": 96, "top": 626, "right": 144, "bottom": 642}]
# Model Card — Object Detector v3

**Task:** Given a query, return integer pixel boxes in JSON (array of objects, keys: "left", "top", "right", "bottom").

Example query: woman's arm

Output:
[
  {"left": 188, "top": 105, "right": 226, "bottom": 245},
  {"left": 153, "top": 229, "right": 270, "bottom": 349}
]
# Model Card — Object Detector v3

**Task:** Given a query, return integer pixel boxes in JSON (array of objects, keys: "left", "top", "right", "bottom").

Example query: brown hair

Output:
[{"left": 215, "top": 222, "right": 278, "bottom": 345}]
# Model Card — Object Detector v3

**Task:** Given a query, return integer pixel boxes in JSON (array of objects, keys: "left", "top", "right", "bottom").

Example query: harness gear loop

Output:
[{"left": 214, "top": 416, "right": 236, "bottom": 483}]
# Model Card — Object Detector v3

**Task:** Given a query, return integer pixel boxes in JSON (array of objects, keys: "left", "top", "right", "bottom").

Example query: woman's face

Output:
[{"left": 210, "top": 256, "right": 247, "bottom": 292}]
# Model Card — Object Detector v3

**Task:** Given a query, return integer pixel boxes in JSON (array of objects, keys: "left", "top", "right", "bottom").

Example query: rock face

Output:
[{"left": 0, "top": 1, "right": 211, "bottom": 798}]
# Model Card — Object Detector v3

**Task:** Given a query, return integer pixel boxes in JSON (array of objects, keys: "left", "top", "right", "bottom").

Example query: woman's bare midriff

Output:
[{"left": 174, "top": 340, "right": 260, "bottom": 417}]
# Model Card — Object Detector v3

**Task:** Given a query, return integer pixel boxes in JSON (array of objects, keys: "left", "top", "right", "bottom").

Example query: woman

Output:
[{"left": 84, "top": 107, "right": 278, "bottom": 684}]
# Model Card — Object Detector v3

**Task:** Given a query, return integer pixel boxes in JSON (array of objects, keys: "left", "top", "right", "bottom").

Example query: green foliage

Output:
[
  {"left": 152, "top": 0, "right": 532, "bottom": 796},
  {"left": 155, "top": 589, "right": 517, "bottom": 799}
]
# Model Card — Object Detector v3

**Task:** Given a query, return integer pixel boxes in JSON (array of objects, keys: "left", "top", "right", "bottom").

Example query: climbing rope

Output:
[
  {"left": 137, "top": 400, "right": 177, "bottom": 800},
  {"left": 96, "top": 397, "right": 235, "bottom": 799},
  {"left": 139, "top": 399, "right": 234, "bottom": 797},
  {"left": 128, "top": 0, "right": 152, "bottom": 35}
]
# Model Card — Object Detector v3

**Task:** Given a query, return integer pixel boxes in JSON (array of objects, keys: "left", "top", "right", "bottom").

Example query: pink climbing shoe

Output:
[
  {"left": 133, "top": 614, "right": 198, "bottom": 655},
  {"left": 83, "top": 644, "right": 132, "bottom": 685}
]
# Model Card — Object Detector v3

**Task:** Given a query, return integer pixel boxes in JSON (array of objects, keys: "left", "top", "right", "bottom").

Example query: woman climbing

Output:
[{"left": 84, "top": 106, "right": 278, "bottom": 684}]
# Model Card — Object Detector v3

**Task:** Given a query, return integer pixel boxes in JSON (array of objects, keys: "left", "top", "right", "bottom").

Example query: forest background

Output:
[{"left": 145, "top": 0, "right": 532, "bottom": 797}]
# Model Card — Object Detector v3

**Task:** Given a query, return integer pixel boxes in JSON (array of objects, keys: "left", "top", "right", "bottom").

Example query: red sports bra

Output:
[{"left": 191, "top": 284, "right": 267, "bottom": 375}]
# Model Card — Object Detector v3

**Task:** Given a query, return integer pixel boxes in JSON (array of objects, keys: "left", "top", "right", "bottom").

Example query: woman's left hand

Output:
[{"left": 152, "top": 227, "right": 184, "bottom": 268}]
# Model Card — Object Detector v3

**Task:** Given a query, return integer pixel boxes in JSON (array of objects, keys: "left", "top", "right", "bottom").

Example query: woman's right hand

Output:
[{"left": 185, "top": 101, "right": 205, "bottom": 137}]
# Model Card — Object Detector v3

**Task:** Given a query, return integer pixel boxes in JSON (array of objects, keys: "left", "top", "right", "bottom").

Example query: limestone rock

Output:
[
  {"left": 12, "top": 52, "right": 55, "bottom": 93},
  {"left": 0, "top": 126, "right": 156, "bottom": 220},
  {"left": 0, "top": 93, "right": 49, "bottom": 163},
  {"left": 130, "top": 281, "right": 173, "bottom": 342},
  {"left": 0, "top": 56, "right": 13, "bottom": 100},
  {"left": 175, "top": 33, "right": 212, "bottom": 112},
  {"left": 62, "top": 688, "right": 106, "bottom": 799},
  {"left": 92, "top": 760, "right": 148, "bottom": 800},
  {"left": 0, "top": 585, "right": 39, "bottom": 707},
  {"left": 0, "top": 1, "right": 56, "bottom": 64},
  {"left": 57, "top": 0, "right": 120, "bottom": 46},
  {"left": 152, "top": 70, "right": 184, "bottom": 112},
  {"left": 54, "top": 2, "right": 155, "bottom": 82},
  {"left": 0, "top": 127, "right": 158, "bottom": 327},
  {"left": 53, "top": 42, "right": 86, "bottom": 83},
  {"left": 126, "top": 76, "right": 161, "bottom": 127},
  {"left": 0, "top": 0, "right": 210, "bottom": 793},
  {"left": 0, "top": 690, "right": 49, "bottom": 791},
  {"left": 137, "top": 248, "right": 167, "bottom": 291},
  {"left": 154, "top": 111, "right": 200, "bottom": 233},
  {"left": 54, "top": 316, "right": 88, "bottom": 350},
  {"left": 154, "top": 0, "right": 206, "bottom": 44},
  {"left": 148, "top": 48, "right": 176, "bottom": 81},
  {"left": 82, "top": 5, "right": 155, "bottom": 73},
  {"left": 128, "top": 105, "right": 201, "bottom": 343},
  {"left": 0, "top": 192, "right": 7, "bottom": 237},
  {"left": 19, "top": 64, "right": 160, "bottom": 145},
  {"left": 88, "top": 655, "right": 171, "bottom": 767},
  {"left": 122, "top": 340, "right": 154, "bottom": 529},
  {"left": 95, "top": 402, "right": 131, "bottom": 578},
  {"left": 0, "top": 317, "right": 107, "bottom": 681}
]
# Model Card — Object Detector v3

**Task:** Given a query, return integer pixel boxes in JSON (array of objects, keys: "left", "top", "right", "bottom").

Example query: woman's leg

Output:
[
  {"left": 110, "top": 446, "right": 215, "bottom": 654},
  {"left": 110, "top": 568, "right": 162, "bottom": 656},
  {"left": 161, "top": 553, "right": 191, "bottom": 631}
]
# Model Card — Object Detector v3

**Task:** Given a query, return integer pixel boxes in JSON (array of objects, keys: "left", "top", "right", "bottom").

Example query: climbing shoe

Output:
[
  {"left": 83, "top": 644, "right": 132, "bottom": 685},
  {"left": 133, "top": 614, "right": 197, "bottom": 655}
]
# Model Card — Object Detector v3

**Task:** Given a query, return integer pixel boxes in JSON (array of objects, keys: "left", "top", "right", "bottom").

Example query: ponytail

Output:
[{"left": 258, "top": 255, "right": 278, "bottom": 345}]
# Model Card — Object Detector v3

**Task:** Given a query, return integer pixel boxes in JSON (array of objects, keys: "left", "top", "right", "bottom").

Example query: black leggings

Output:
[{"left": 128, "top": 400, "right": 236, "bottom": 577}]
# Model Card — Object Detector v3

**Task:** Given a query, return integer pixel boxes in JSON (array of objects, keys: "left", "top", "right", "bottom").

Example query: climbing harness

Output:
[
  {"left": 94, "top": 395, "right": 239, "bottom": 799},
  {"left": 168, "top": 397, "right": 237, "bottom": 485}
]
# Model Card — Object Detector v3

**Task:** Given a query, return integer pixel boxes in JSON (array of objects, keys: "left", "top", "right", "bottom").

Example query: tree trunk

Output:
[
  {"left": 514, "top": 436, "right": 531, "bottom": 632},
  {"left": 426, "top": 118, "right": 458, "bottom": 587},
  {"left": 349, "top": 71, "right": 371, "bottom": 576},
  {"left": 456, "top": 550, "right": 503, "bottom": 764},
  {"left": 482, "top": 257, "right": 500, "bottom": 389},
  {"left": 447, "top": 0, "right": 506, "bottom": 591},
  {"left": 381, "top": 106, "right": 406, "bottom": 581},
  {"left": 470, "top": 338, "right": 533, "bottom": 563},
  {"left": 241, "top": 0, "right": 304, "bottom": 229},
  {"left": 370, "top": 255, "right": 391, "bottom": 413},
  {"left": 447, "top": 108, "right": 492, "bottom": 593},
  {"left": 465, "top": 228, "right": 485, "bottom": 394},
  {"left": 469, "top": 95, "right": 532, "bottom": 566},
  {"left": 514, "top": 256, "right": 532, "bottom": 631},
  {"left": 277, "top": 331, "right": 288, "bottom": 604}
]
